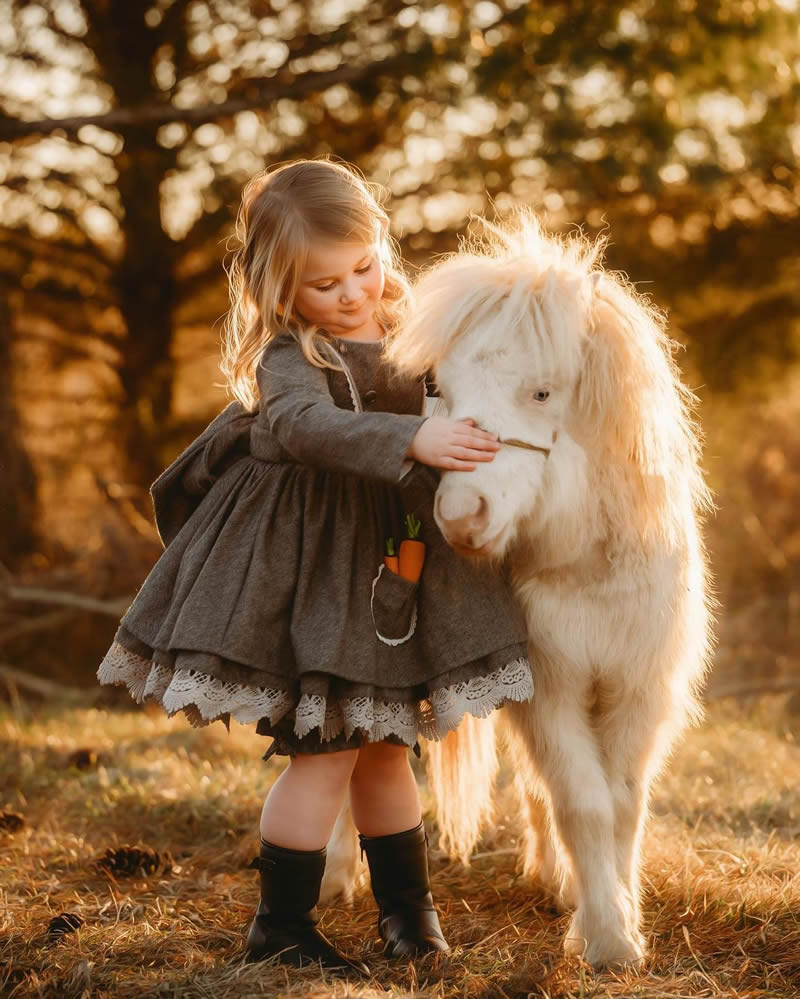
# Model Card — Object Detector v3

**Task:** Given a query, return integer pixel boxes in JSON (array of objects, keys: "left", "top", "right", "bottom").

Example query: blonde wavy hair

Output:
[{"left": 220, "top": 158, "right": 411, "bottom": 411}]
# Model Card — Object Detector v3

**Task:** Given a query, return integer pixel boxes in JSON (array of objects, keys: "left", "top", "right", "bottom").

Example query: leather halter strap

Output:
[
  {"left": 463, "top": 415, "right": 557, "bottom": 458},
  {"left": 498, "top": 431, "right": 557, "bottom": 457}
]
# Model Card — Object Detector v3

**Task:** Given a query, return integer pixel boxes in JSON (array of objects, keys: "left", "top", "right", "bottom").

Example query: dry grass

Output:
[{"left": 1, "top": 694, "right": 799, "bottom": 999}]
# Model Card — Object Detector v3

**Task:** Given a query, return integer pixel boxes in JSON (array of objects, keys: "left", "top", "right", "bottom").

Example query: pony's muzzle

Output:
[{"left": 434, "top": 488, "right": 490, "bottom": 550}]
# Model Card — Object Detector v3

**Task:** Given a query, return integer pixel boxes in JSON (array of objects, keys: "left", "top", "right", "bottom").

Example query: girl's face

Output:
[{"left": 294, "top": 240, "right": 385, "bottom": 338}]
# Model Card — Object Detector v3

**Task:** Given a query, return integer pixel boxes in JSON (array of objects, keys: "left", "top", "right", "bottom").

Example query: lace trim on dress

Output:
[
  {"left": 97, "top": 641, "right": 533, "bottom": 744},
  {"left": 96, "top": 642, "right": 293, "bottom": 728}
]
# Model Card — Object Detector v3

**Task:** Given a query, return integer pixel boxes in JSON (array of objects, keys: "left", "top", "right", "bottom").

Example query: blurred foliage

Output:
[
  {"left": 3, "top": 1, "right": 800, "bottom": 244},
  {"left": 0, "top": 0, "right": 798, "bottom": 685},
  {"left": 2, "top": 1, "right": 799, "bottom": 401}
]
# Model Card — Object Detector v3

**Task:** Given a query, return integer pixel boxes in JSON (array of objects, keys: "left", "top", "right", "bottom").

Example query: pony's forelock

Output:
[
  {"left": 385, "top": 254, "right": 505, "bottom": 373},
  {"left": 387, "top": 211, "right": 605, "bottom": 375}
]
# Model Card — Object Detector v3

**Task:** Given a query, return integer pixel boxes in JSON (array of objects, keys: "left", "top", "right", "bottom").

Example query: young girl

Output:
[{"left": 97, "top": 158, "right": 533, "bottom": 975}]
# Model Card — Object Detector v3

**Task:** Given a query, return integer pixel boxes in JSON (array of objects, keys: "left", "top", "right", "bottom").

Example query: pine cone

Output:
[
  {"left": 96, "top": 844, "right": 165, "bottom": 877},
  {"left": 46, "top": 912, "right": 84, "bottom": 944},
  {"left": 0, "top": 810, "right": 25, "bottom": 833},
  {"left": 66, "top": 748, "right": 99, "bottom": 770}
]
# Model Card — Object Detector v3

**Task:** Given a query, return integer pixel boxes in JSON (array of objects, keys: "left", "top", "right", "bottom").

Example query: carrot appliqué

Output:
[
  {"left": 383, "top": 536, "right": 400, "bottom": 576},
  {"left": 398, "top": 513, "right": 425, "bottom": 583}
]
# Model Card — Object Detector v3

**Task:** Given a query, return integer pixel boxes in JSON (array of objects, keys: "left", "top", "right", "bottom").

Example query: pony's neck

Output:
[
  {"left": 510, "top": 434, "right": 605, "bottom": 576},
  {"left": 510, "top": 437, "right": 675, "bottom": 580}
]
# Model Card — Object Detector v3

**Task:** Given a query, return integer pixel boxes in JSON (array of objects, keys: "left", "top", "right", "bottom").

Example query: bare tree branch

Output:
[
  {"left": 5, "top": 584, "right": 132, "bottom": 617},
  {"left": 0, "top": 609, "right": 75, "bottom": 647},
  {"left": 0, "top": 662, "right": 95, "bottom": 702},
  {"left": 0, "top": 55, "right": 407, "bottom": 140}
]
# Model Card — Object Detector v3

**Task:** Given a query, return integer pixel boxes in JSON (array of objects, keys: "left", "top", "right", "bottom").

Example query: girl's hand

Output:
[{"left": 408, "top": 417, "right": 500, "bottom": 471}]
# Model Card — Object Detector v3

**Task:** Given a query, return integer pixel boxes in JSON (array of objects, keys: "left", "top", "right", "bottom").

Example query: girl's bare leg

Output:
[
  {"left": 350, "top": 740, "right": 448, "bottom": 956},
  {"left": 349, "top": 741, "right": 422, "bottom": 835},
  {"left": 260, "top": 749, "right": 359, "bottom": 850},
  {"left": 249, "top": 748, "right": 369, "bottom": 974}
]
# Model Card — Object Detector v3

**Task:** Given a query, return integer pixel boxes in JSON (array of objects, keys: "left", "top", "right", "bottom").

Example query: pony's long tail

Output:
[{"left": 425, "top": 713, "right": 499, "bottom": 863}]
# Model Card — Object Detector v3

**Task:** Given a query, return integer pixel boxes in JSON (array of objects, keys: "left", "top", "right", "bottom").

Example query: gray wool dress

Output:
[{"left": 97, "top": 331, "right": 533, "bottom": 759}]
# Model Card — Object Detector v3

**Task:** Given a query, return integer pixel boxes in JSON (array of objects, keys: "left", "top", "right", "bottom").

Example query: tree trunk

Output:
[
  {"left": 0, "top": 297, "right": 39, "bottom": 567},
  {"left": 113, "top": 136, "right": 179, "bottom": 487},
  {"left": 80, "top": 0, "right": 183, "bottom": 488}
]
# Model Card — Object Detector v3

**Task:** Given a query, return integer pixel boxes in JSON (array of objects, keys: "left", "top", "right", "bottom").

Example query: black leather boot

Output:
[
  {"left": 358, "top": 820, "right": 450, "bottom": 957},
  {"left": 245, "top": 838, "right": 369, "bottom": 975}
]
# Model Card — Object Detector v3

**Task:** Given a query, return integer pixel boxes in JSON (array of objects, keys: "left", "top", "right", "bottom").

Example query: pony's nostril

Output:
[
  {"left": 438, "top": 487, "right": 478, "bottom": 523},
  {"left": 475, "top": 495, "right": 488, "bottom": 528},
  {"left": 437, "top": 489, "right": 490, "bottom": 545},
  {"left": 466, "top": 493, "right": 483, "bottom": 518}
]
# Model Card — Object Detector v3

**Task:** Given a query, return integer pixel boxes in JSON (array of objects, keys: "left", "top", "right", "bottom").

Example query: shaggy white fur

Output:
[{"left": 323, "top": 214, "right": 714, "bottom": 969}]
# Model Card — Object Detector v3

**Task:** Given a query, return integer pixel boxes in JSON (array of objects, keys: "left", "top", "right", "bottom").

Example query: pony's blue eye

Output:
[{"left": 533, "top": 389, "right": 550, "bottom": 403}]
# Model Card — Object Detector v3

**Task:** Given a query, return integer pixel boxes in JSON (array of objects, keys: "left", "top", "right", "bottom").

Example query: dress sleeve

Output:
[{"left": 256, "top": 334, "right": 427, "bottom": 484}]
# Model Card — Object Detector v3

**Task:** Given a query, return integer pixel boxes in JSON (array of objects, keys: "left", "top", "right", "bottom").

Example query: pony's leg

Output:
[
  {"left": 512, "top": 772, "right": 576, "bottom": 911},
  {"left": 609, "top": 766, "right": 650, "bottom": 945},
  {"left": 597, "top": 682, "right": 678, "bottom": 948},
  {"left": 506, "top": 689, "right": 644, "bottom": 968},
  {"left": 319, "top": 801, "right": 363, "bottom": 904}
]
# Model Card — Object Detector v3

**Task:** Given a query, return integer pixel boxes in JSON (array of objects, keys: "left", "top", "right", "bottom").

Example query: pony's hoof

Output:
[
  {"left": 320, "top": 863, "right": 367, "bottom": 905},
  {"left": 564, "top": 914, "right": 646, "bottom": 969},
  {"left": 551, "top": 880, "right": 578, "bottom": 913},
  {"left": 537, "top": 879, "right": 576, "bottom": 914},
  {"left": 532, "top": 852, "right": 577, "bottom": 912}
]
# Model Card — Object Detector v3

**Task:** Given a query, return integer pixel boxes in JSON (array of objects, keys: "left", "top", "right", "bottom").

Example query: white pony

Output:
[{"left": 325, "top": 214, "right": 713, "bottom": 968}]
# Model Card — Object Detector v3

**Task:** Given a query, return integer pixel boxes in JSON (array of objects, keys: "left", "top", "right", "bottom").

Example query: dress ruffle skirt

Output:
[
  {"left": 98, "top": 632, "right": 532, "bottom": 758},
  {"left": 98, "top": 379, "right": 533, "bottom": 759}
]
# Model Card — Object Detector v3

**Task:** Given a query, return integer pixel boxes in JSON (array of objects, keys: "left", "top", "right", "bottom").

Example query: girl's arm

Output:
[{"left": 256, "top": 334, "right": 426, "bottom": 484}]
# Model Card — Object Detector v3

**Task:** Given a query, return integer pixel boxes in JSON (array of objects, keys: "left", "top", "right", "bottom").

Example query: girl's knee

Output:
[
  {"left": 351, "top": 740, "right": 410, "bottom": 783},
  {"left": 289, "top": 748, "right": 359, "bottom": 785}
]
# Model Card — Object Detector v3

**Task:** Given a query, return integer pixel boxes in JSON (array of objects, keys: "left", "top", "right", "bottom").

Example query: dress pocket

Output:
[{"left": 370, "top": 563, "right": 419, "bottom": 645}]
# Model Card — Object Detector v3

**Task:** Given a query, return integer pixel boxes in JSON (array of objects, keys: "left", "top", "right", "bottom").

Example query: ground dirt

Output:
[{"left": 1, "top": 694, "right": 798, "bottom": 998}]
